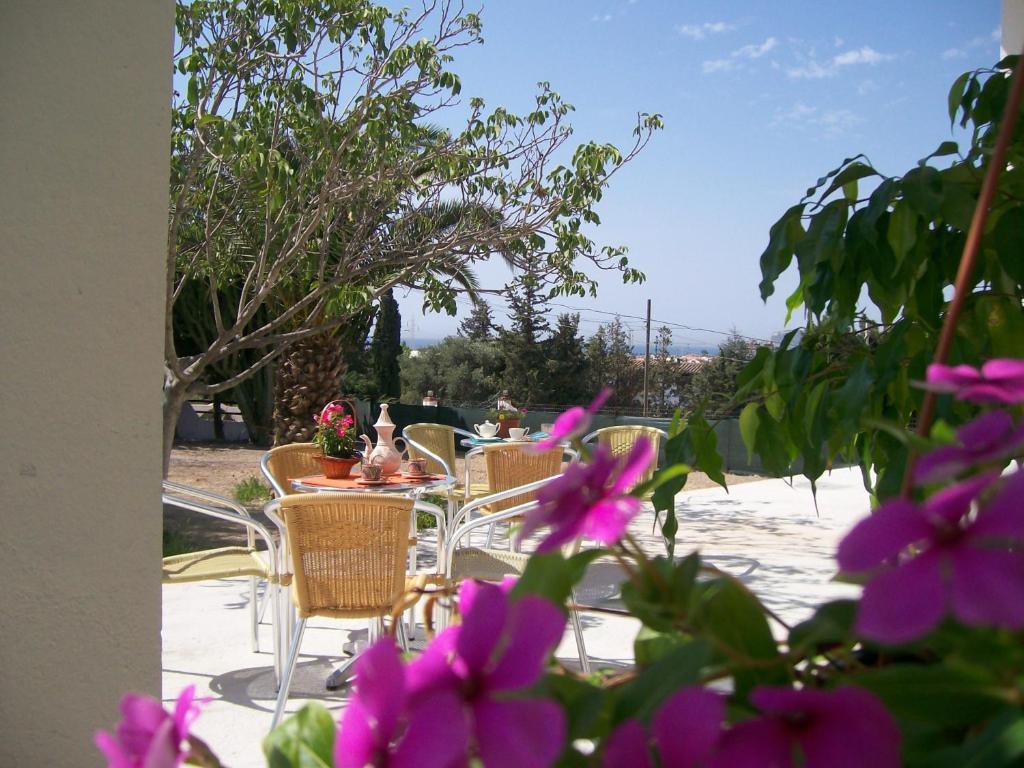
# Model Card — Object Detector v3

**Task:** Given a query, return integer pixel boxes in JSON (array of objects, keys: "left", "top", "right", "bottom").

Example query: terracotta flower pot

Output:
[
  {"left": 496, "top": 418, "right": 520, "bottom": 439},
  {"left": 318, "top": 454, "right": 360, "bottom": 479}
]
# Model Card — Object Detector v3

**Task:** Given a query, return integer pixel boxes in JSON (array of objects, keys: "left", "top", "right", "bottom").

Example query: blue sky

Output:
[{"left": 397, "top": 0, "right": 1003, "bottom": 349}]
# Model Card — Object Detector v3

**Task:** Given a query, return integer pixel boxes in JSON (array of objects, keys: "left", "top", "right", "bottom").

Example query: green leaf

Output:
[
  {"left": 738, "top": 403, "right": 760, "bottom": 461},
  {"left": 818, "top": 160, "right": 879, "bottom": 202},
  {"left": 512, "top": 550, "right": 604, "bottom": 607},
  {"left": 852, "top": 664, "right": 1012, "bottom": 728},
  {"left": 926, "top": 708, "right": 1024, "bottom": 768},
  {"left": 833, "top": 361, "right": 874, "bottom": 432},
  {"left": 632, "top": 463, "right": 691, "bottom": 500},
  {"left": 990, "top": 206, "right": 1024, "bottom": 284},
  {"left": 887, "top": 204, "right": 918, "bottom": 271},
  {"left": 692, "top": 576, "right": 788, "bottom": 698},
  {"left": 788, "top": 599, "right": 856, "bottom": 652},
  {"left": 614, "top": 640, "right": 713, "bottom": 721},
  {"left": 263, "top": 703, "right": 336, "bottom": 768},
  {"left": 948, "top": 71, "right": 971, "bottom": 124},
  {"left": 759, "top": 204, "right": 805, "bottom": 300},
  {"left": 901, "top": 166, "right": 944, "bottom": 219}
]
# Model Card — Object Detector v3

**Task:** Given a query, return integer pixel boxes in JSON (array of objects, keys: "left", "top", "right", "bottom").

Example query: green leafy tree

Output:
[
  {"left": 650, "top": 325, "right": 677, "bottom": 415},
  {"left": 164, "top": 0, "right": 661, "bottom": 470},
  {"left": 682, "top": 331, "right": 759, "bottom": 417},
  {"left": 458, "top": 300, "right": 495, "bottom": 341},
  {"left": 400, "top": 337, "right": 505, "bottom": 405},
  {"left": 370, "top": 288, "right": 402, "bottom": 400},
  {"left": 732, "top": 56, "right": 1024, "bottom": 494}
]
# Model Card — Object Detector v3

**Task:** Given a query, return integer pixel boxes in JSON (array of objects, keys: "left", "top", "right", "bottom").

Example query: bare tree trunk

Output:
[{"left": 162, "top": 380, "right": 190, "bottom": 477}]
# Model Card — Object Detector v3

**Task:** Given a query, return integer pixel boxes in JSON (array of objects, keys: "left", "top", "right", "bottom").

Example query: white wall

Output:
[
  {"left": 0, "top": 1, "right": 172, "bottom": 764},
  {"left": 1004, "top": 0, "right": 1024, "bottom": 58}
]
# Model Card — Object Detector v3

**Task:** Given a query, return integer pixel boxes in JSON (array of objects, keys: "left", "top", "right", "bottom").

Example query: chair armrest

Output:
[
  {"left": 162, "top": 491, "right": 279, "bottom": 578},
  {"left": 413, "top": 499, "right": 446, "bottom": 555},
  {"left": 259, "top": 453, "right": 289, "bottom": 497},
  {"left": 401, "top": 435, "right": 452, "bottom": 476},
  {"left": 443, "top": 498, "right": 540, "bottom": 578},
  {"left": 448, "top": 474, "right": 561, "bottom": 535}
]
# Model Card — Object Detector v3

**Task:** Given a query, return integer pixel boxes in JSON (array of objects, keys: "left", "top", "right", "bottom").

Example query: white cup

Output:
[{"left": 508, "top": 427, "right": 528, "bottom": 440}]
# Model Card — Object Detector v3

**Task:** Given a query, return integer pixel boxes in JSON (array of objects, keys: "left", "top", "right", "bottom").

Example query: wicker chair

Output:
[
  {"left": 161, "top": 481, "right": 282, "bottom": 683},
  {"left": 271, "top": 493, "right": 423, "bottom": 727},
  {"left": 260, "top": 443, "right": 324, "bottom": 497},
  {"left": 475, "top": 443, "right": 566, "bottom": 549},
  {"left": 582, "top": 425, "right": 666, "bottom": 492},
  {"left": 402, "top": 422, "right": 489, "bottom": 502},
  {"left": 442, "top": 478, "right": 591, "bottom": 674}
]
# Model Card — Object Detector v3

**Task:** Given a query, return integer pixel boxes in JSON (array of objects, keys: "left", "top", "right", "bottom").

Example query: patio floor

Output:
[{"left": 162, "top": 468, "right": 868, "bottom": 766}]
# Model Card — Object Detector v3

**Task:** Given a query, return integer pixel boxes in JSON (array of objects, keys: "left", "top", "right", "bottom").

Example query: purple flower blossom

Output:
[
  {"left": 335, "top": 638, "right": 467, "bottom": 768},
  {"left": 530, "top": 388, "right": 611, "bottom": 452},
  {"left": 711, "top": 686, "right": 900, "bottom": 768},
  {"left": 914, "top": 411, "right": 1024, "bottom": 485},
  {"left": 924, "top": 359, "right": 1024, "bottom": 404},
  {"left": 95, "top": 686, "right": 204, "bottom": 768},
  {"left": 518, "top": 439, "right": 655, "bottom": 552},
  {"left": 404, "top": 578, "right": 567, "bottom": 768},
  {"left": 838, "top": 471, "right": 1024, "bottom": 643},
  {"left": 603, "top": 687, "right": 725, "bottom": 768}
]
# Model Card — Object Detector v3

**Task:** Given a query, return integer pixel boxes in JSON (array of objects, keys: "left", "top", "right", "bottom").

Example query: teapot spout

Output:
[{"left": 359, "top": 434, "right": 374, "bottom": 455}]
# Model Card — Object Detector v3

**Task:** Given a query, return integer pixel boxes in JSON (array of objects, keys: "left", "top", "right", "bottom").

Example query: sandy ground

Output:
[{"left": 165, "top": 442, "right": 763, "bottom": 547}]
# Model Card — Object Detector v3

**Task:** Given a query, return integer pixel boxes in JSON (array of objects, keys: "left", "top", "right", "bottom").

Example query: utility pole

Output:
[{"left": 642, "top": 298, "right": 651, "bottom": 417}]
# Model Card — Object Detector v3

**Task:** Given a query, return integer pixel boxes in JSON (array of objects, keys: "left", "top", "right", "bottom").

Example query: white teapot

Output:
[
  {"left": 358, "top": 403, "right": 407, "bottom": 476},
  {"left": 474, "top": 421, "right": 499, "bottom": 438}
]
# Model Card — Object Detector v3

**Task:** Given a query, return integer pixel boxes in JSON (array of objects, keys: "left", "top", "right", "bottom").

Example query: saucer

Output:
[
  {"left": 356, "top": 478, "right": 386, "bottom": 486},
  {"left": 401, "top": 472, "right": 428, "bottom": 480}
]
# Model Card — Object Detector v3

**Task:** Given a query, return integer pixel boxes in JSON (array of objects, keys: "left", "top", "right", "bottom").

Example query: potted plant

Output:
[
  {"left": 312, "top": 401, "right": 361, "bottom": 478},
  {"left": 487, "top": 405, "right": 527, "bottom": 438}
]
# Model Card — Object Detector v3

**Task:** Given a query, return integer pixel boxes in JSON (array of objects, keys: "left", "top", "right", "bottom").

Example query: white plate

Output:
[{"left": 355, "top": 478, "right": 386, "bottom": 486}]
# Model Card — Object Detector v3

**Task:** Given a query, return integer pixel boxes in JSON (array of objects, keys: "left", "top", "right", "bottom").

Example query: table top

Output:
[
  {"left": 291, "top": 473, "right": 454, "bottom": 494},
  {"left": 460, "top": 436, "right": 546, "bottom": 448}
]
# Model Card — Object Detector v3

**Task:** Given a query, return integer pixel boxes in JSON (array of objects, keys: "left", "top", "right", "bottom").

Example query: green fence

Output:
[{"left": 355, "top": 401, "right": 768, "bottom": 475}]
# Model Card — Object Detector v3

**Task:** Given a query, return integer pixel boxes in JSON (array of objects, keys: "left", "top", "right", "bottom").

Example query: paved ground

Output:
[{"left": 162, "top": 468, "right": 868, "bottom": 767}]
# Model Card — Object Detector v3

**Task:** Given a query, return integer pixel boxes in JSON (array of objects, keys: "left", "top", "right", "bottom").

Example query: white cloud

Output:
[
  {"left": 591, "top": 13, "right": 613, "bottom": 22},
  {"left": 942, "top": 47, "right": 967, "bottom": 60},
  {"left": 857, "top": 79, "right": 878, "bottom": 95},
  {"left": 833, "top": 46, "right": 892, "bottom": 66},
  {"left": 702, "top": 58, "right": 738, "bottom": 74},
  {"left": 769, "top": 102, "right": 863, "bottom": 137},
  {"left": 787, "top": 45, "right": 894, "bottom": 79},
  {"left": 734, "top": 37, "right": 777, "bottom": 59},
  {"left": 701, "top": 36, "right": 778, "bottom": 75},
  {"left": 677, "top": 21, "right": 735, "bottom": 40}
]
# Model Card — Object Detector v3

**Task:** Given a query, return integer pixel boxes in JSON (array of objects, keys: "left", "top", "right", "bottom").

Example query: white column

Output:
[
  {"left": 1003, "top": 0, "right": 1024, "bottom": 58},
  {"left": 0, "top": 1, "right": 172, "bottom": 764}
]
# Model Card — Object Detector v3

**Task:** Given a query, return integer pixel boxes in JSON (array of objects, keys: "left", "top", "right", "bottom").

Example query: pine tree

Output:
[
  {"left": 498, "top": 262, "right": 551, "bottom": 403},
  {"left": 545, "top": 313, "right": 589, "bottom": 404},
  {"left": 651, "top": 325, "right": 676, "bottom": 415},
  {"left": 458, "top": 300, "right": 494, "bottom": 341},
  {"left": 683, "top": 330, "right": 758, "bottom": 416},
  {"left": 370, "top": 288, "right": 402, "bottom": 400}
]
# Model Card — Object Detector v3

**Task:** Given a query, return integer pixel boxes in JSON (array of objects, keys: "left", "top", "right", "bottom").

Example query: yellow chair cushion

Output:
[{"left": 162, "top": 547, "right": 271, "bottom": 584}]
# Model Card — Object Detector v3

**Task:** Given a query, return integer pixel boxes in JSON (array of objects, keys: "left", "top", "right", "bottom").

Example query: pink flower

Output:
[
  {"left": 317, "top": 402, "right": 346, "bottom": 424},
  {"left": 406, "top": 578, "right": 567, "bottom": 768},
  {"left": 335, "top": 639, "right": 467, "bottom": 768},
  {"left": 335, "top": 424, "right": 348, "bottom": 438},
  {"left": 530, "top": 389, "right": 611, "bottom": 451},
  {"left": 924, "top": 359, "right": 1024, "bottom": 404},
  {"left": 913, "top": 411, "right": 1024, "bottom": 485},
  {"left": 838, "top": 471, "right": 1024, "bottom": 643},
  {"left": 711, "top": 686, "right": 900, "bottom": 768},
  {"left": 518, "top": 438, "right": 655, "bottom": 552},
  {"left": 95, "top": 686, "right": 204, "bottom": 768},
  {"left": 603, "top": 687, "right": 725, "bottom": 768}
]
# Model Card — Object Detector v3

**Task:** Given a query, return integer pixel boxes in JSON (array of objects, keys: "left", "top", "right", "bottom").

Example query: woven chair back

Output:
[
  {"left": 403, "top": 423, "right": 457, "bottom": 476},
  {"left": 265, "top": 443, "right": 322, "bottom": 496},
  {"left": 280, "top": 493, "right": 413, "bottom": 619},
  {"left": 594, "top": 425, "right": 662, "bottom": 487},
  {"left": 482, "top": 444, "right": 562, "bottom": 514}
]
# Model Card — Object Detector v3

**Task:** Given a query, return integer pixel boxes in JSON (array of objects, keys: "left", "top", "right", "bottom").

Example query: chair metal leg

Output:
[
  {"left": 485, "top": 522, "right": 496, "bottom": 549},
  {"left": 395, "top": 614, "right": 410, "bottom": 652},
  {"left": 270, "top": 582, "right": 282, "bottom": 687},
  {"left": 271, "top": 617, "right": 307, "bottom": 730},
  {"left": 249, "top": 576, "right": 259, "bottom": 653},
  {"left": 569, "top": 589, "right": 591, "bottom": 675}
]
